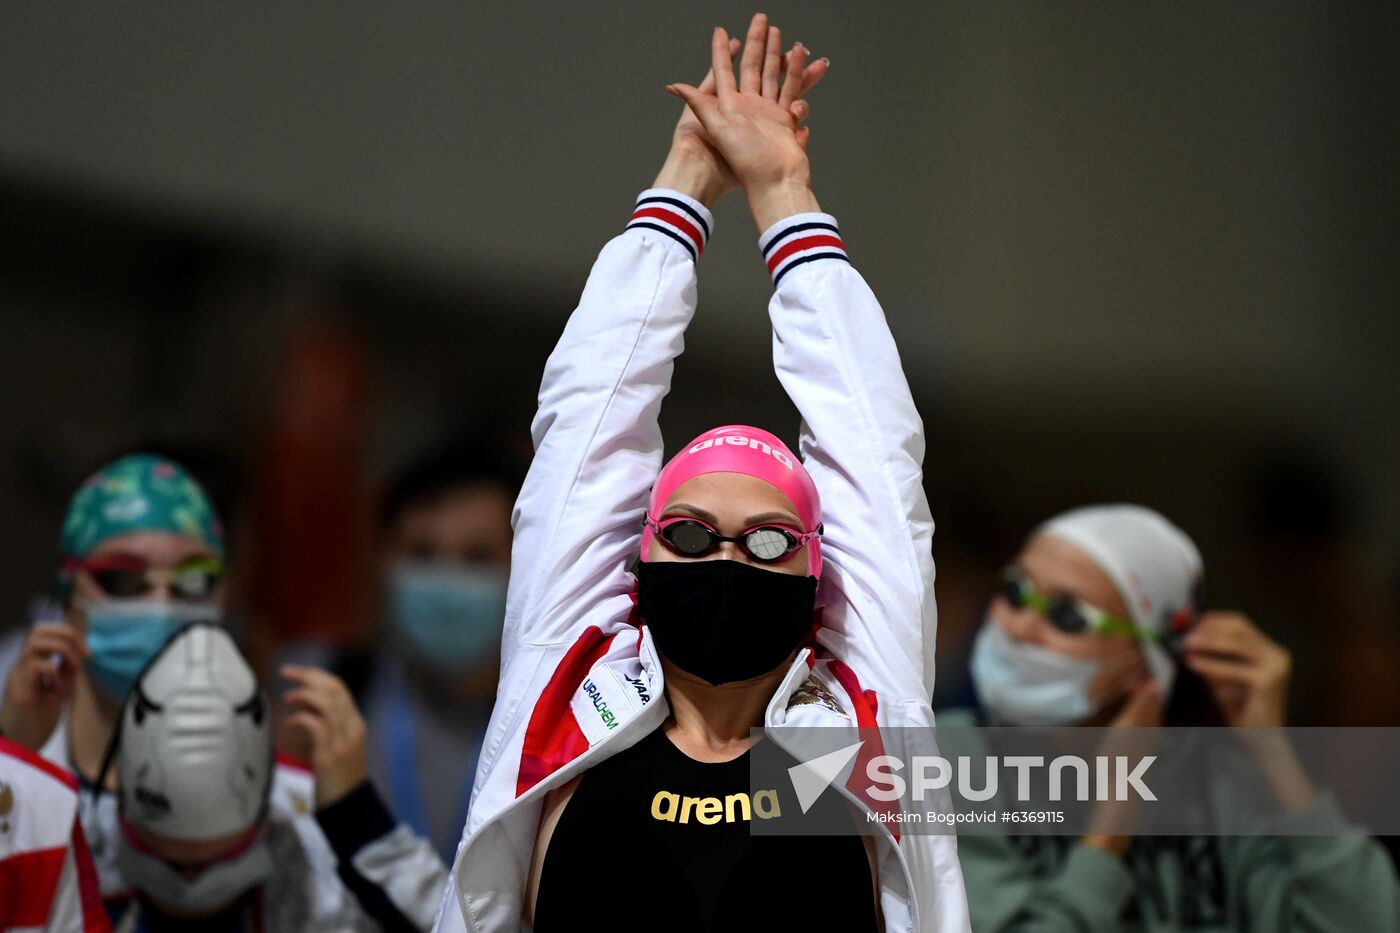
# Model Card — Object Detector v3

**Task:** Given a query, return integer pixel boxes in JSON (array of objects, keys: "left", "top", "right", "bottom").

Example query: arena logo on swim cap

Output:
[{"left": 688, "top": 435, "right": 795, "bottom": 471}]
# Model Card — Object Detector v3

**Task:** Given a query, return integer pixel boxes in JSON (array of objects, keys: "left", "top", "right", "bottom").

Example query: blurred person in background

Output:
[
  {"left": 340, "top": 439, "right": 518, "bottom": 863},
  {"left": 0, "top": 453, "right": 226, "bottom": 784},
  {"left": 0, "top": 452, "right": 447, "bottom": 928},
  {"left": 437, "top": 14, "right": 970, "bottom": 933},
  {"left": 942, "top": 504, "right": 1399, "bottom": 931},
  {"left": 103, "top": 621, "right": 446, "bottom": 931},
  {"left": 0, "top": 735, "right": 109, "bottom": 932}
]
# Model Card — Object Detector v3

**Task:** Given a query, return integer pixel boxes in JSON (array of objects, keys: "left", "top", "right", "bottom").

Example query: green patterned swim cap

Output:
[{"left": 59, "top": 453, "right": 225, "bottom": 562}]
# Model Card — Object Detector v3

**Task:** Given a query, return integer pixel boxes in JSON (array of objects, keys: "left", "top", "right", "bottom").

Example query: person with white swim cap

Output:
[
  {"left": 432, "top": 13, "right": 969, "bottom": 933},
  {"left": 947, "top": 504, "right": 1400, "bottom": 931},
  {"left": 102, "top": 622, "right": 449, "bottom": 932}
]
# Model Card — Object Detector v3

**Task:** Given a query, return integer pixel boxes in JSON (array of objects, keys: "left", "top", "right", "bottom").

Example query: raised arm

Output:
[
  {"left": 670, "top": 20, "right": 933, "bottom": 701},
  {"left": 500, "top": 201, "right": 708, "bottom": 667},
  {"left": 502, "top": 41, "right": 823, "bottom": 669}
]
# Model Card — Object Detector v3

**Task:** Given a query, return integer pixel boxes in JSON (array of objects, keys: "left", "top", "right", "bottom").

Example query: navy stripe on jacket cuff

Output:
[
  {"left": 758, "top": 212, "right": 850, "bottom": 285},
  {"left": 625, "top": 188, "right": 713, "bottom": 261}
]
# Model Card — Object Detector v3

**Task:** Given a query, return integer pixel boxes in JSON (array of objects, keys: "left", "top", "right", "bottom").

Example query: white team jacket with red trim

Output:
[
  {"left": 432, "top": 189, "right": 971, "bottom": 933},
  {"left": 0, "top": 737, "right": 107, "bottom": 933}
]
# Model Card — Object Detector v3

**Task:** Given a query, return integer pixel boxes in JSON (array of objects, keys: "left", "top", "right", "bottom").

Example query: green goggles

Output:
[{"left": 996, "top": 567, "right": 1160, "bottom": 642}]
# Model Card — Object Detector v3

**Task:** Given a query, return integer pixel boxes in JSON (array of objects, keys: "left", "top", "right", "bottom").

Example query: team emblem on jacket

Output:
[{"left": 789, "top": 674, "right": 844, "bottom": 715}]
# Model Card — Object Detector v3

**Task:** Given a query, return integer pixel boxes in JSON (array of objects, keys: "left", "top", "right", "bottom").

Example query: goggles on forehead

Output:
[
  {"left": 63, "top": 554, "right": 224, "bottom": 601},
  {"left": 645, "top": 514, "right": 821, "bottom": 564},
  {"left": 997, "top": 566, "right": 1161, "bottom": 642}
]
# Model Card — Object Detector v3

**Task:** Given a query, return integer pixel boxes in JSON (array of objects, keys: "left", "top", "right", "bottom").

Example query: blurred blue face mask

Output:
[
  {"left": 81, "top": 599, "right": 221, "bottom": 702},
  {"left": 387, "top": 561, "right": 506, "bottom": 671},
  {"left": 969, "top": 616, "right": 1109, "bottom": 726}
]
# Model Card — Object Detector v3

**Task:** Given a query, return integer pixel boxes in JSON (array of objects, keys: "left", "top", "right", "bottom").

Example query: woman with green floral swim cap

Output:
[{"left": 0, "top": 452, "right": 226, "bottom": 773}]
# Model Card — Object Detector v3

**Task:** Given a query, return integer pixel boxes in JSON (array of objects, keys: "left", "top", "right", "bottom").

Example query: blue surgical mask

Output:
[
  {"left": 387, "top": 561, "right": 505, "bottom": 671},
  {"left": 82, "top": 599, "right": 220, "bottom": 702},
  {"left": 969, "top": 617, "right": 1109, "bottom": 726}
]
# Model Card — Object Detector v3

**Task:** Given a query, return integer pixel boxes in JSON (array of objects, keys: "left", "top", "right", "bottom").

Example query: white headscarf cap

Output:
[{"left": 1037, "top": 504, "right": 1203, "bottom": 695}]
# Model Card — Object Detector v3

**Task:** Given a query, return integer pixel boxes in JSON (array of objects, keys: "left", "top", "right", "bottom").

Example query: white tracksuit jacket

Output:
[
  {"left": 433, "top": 189, "right": 972, "bottom": 933},
  {"left": 0, "top": 737, "right": 107, "bottom": 933}
]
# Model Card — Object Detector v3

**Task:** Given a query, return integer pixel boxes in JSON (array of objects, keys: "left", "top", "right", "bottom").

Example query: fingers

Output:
[
  {"left": 1183, "top": 613, "right": 1289, "bottom": 684},
  {"left": 1114, "top": 680, "right": 1163, "bottom": 727},
  {"left": 26, "top": 626, "right": 88, "bottom": 672},
  {"left": 800, "top": 56, "right": 830, "bottom": 96},
  {"left": 1182, "top": 653, "right": 1263, "bottom": 687},
  {"left": 30, "top": 657, "right": 75, "bottom": 690},
  {"left": 695, "top": 37, "right": 741, "bottom": 97},
  {"left": 1184, "top": 612, "right": 1268, "bottom": 656},
  {"left": 282, "top": 687, "right": 332, "bottom": 720},
  {"left": 794, "top": 126, "right": 811, "bottom": 150},
  {"left": 667, "top": 83, "right": 722, "bottom": 131},
  {"left": 710, "top": 27, "right": 737, "bottom": 96},
  {"left": 738, "top": 13, "right": 769, "bottom": 94},
  {"left": 280, "top": 665, "right": 366, "bottom": 760},
  {"left": 281, "top": 664, "right": 351, "bottom": 706},
  {"left": 281, "top": 665, "right": 361, "bottom": 728},
  {"left": 284, "top": 711, "right": 330, "bottom": 749},
  {"left": 761, "top": 26, "right": 782, "bottom": 100},
  {"left": 778, "top": 42, "right": 808, "bottom": 107},
  {"left": 789, "top": 100, "right": 810, "bottom": 125},
  {"left": 280, "top": 663, "right": 340, "bottom": 691}
]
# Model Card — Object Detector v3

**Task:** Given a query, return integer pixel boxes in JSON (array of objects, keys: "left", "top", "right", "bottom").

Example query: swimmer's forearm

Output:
[
  {"left": 653, "top": 149, "right": 730, "bottom": 211},
  {"left": 746, "top": 178, "right": 821, "bottom": 234}
]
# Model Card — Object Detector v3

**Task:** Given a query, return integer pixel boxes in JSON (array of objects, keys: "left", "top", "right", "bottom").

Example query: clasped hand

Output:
[{"left": 655, "top": 13, "right": 829, "bottom": 231}]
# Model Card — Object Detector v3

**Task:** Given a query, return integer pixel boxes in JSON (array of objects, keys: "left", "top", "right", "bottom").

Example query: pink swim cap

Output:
[{"left": 641, "top": 425, "right": 823, "bottom": 578}]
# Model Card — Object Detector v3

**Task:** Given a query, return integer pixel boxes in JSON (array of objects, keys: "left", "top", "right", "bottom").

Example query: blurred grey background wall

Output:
[{"left": 0, "top": 2, "right": 1395, "bottom": 718}]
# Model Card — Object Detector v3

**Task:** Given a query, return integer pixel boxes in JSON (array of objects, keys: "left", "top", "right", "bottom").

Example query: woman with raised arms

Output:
[{"left": 433, "top": 15, "right": 970, "bottom": 933}]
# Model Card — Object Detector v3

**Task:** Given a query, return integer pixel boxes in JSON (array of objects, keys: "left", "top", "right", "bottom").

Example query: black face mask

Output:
[{"left": 635, "top": 559, "right": 817, "bottom": 686}]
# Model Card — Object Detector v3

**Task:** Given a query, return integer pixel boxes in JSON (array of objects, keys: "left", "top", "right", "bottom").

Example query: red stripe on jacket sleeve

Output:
[
  {"left": 629, "top": 207, "right": 705, "bottom": 256},
  {"left": 765, "top": 234, "right": 845, "bottom": 274}
]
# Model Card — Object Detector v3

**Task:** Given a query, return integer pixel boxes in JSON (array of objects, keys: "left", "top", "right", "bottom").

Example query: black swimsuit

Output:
[{"left": 533, "top": 726, "right": 879, "bottom": 932}]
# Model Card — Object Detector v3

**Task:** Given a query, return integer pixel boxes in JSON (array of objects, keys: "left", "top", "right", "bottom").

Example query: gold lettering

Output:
[
  {"left": 651, "top": 791, "right": 679, "bottom": 822},
  {"left": 695, "top": 797, "right": 722, "bottom": 825},
  {"left": 651, "top": 790, "right": 782, "bottom": 824}
]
